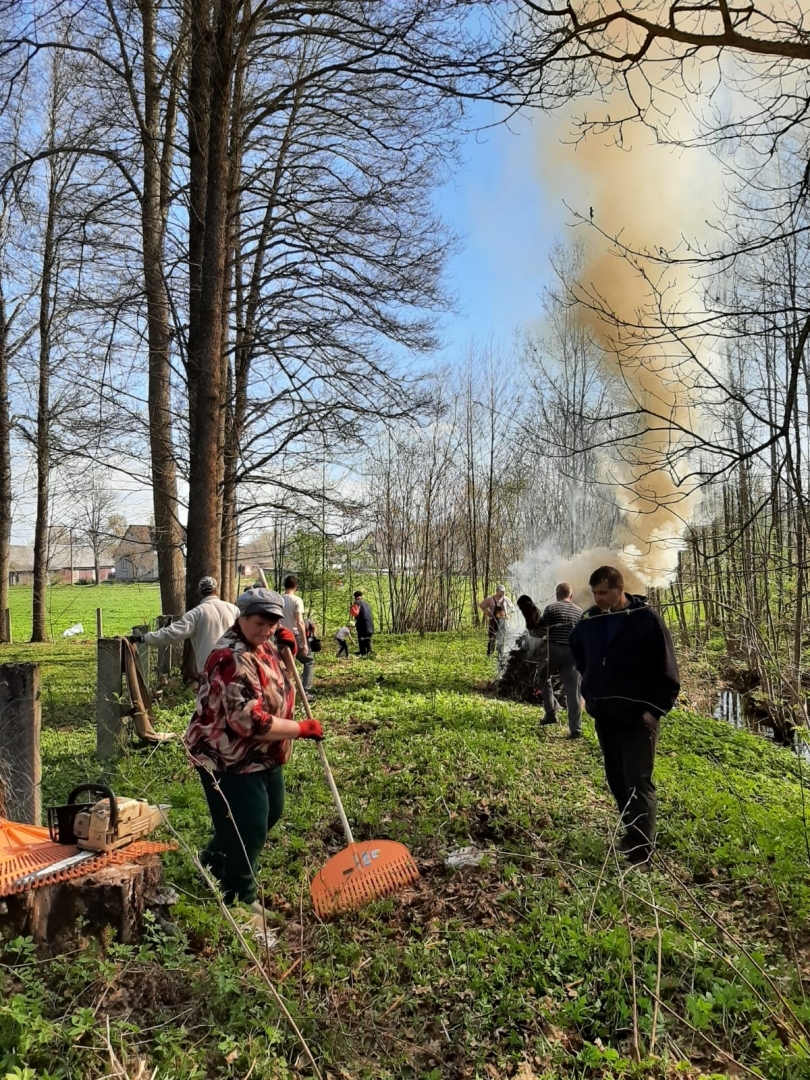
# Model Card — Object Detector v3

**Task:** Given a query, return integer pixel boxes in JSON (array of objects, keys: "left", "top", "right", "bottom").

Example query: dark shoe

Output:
[
  {"left": 623, "top": 841, "right": 653, "bottom": 866},
  {"left": 540, "top": 713, "right": 558, "bottom": 726},
  {"left": 623, "top": 857, "right": 651, "bottom": 875},
  {"left": 567, "top": 730, "right": 583, "bottom": 740}
]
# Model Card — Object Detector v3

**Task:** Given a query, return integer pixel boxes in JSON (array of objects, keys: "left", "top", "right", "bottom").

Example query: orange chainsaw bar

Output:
[{"left": 0, "top": 819, "right": 175, "bottom": 897}]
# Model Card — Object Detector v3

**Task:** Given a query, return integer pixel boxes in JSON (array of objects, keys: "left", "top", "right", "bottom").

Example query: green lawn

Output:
[
  {"left": 6, "top": 583, "right": 164, "bottom": 643},
  {"left": 2, "top": 632, "right": 810, "bottom": 1079},
  {"left": 1, "top": 585, "right": 163, "bottom": 729}
]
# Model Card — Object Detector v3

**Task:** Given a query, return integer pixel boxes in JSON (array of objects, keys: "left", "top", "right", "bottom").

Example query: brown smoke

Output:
[{"left": 538, "top": 108, "right": 720, "bottom": 590}]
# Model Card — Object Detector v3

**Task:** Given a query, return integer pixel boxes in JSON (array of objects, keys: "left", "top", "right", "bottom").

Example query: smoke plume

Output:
[{"left": 522, "top": 101, "right": 722, "bottom": 603}]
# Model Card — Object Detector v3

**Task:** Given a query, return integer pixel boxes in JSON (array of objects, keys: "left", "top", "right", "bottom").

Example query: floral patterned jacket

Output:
[{"left": 184, "top": 626, "right": 295, "bottom": 773}]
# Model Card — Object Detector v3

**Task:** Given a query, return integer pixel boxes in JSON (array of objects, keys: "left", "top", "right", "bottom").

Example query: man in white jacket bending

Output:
[{"left": 131, "top": 577, "right": 239, "bottom": 676}]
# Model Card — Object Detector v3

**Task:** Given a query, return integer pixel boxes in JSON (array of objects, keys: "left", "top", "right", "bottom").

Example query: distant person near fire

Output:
[
  {"left": 569, "top": 566, "right": 680, "bottom": 867},
  {"left": 538, "top": 582, "right": 583, "bottom": 737},
  {"left": 351, "top": 592, "right": 375, "bottom": 655},
  {"left": 479, "top": 585, "right": 513, "bottom": 660},
  {"left": 131, "top": 576, "right": 238, "bottom": 677}
]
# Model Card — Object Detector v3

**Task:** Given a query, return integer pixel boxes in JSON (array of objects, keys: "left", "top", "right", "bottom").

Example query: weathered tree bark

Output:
[
  {"left": 463, "top": 374, "right": 481, "bottom": 626},
  {"left": 185, "top": 0, "right": 239, "bottom": 606},
  {"left": 140, "top": 0, "right": 186, "bottom": 615},
  {"left": 0, "top": 280, "right": 10, "bottom": 640},
  {"left": 218, "top": 45, "right": 245, "bottom": 603},
  {"left": 31, "top": 167, "right": 58, "bottom": 644},
  {"left": 220, "top": 66, "right": 303, "bottom": 600},
  {"left": 185, "top": 0, "right": 212, "bottom": 444}
]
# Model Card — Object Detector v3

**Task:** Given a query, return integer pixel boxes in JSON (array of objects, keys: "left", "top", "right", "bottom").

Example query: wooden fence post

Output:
[
  {"left": 97, "top": 638, "right": 124, "bottom": 761},
  {"left": 155, "top": 615, "right": 174, "bottom": 682},
  {"left": 96, "top": 607, "right": 103, "bottom": 639},
  {"left": 132, "top": 624, "right": 150, "bottom": 681},
  {"left": 0, "top": 663, "right": 42, "bottom": 823}
]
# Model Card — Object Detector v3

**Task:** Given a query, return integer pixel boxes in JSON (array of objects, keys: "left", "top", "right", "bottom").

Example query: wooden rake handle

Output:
[
  {"left": 287, "top": 647, "right": 356, "bottom": 848},
  {"left": 254, "top": 568, "right": 356, "bottom": 849}
]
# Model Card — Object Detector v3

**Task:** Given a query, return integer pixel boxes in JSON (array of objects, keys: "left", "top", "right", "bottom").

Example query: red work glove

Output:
[
  {"left": 275, "top": 626, "right": 298, "bottom": 656},
  {"left": 297, "top": 719, "right": 324, "bottom": 740}
]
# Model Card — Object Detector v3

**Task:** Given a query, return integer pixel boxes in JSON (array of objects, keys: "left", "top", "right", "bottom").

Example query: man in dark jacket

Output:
[
  {"left": 352, "top": 591, "right": 375, "bottom": 655},
  {"left": 569, "top": 565, "right": 679, "bottom": 865},
  {"left": 538, "top": 582, "right": 583, "bottom": 737}
]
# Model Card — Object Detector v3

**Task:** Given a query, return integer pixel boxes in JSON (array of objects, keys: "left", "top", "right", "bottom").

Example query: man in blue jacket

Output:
[{"left": 569, "top": 565, "right": 680, "bottom": 865}]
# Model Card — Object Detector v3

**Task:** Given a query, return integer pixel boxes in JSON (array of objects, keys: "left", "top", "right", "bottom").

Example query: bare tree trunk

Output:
[
  {"left": 220, "top": 360, "right": 238, "bottom": 601},
  {"left": 482, "top": 385, "right": 496, "bottom": 600},
  {"left": 463, "top": 375, "right": 480, "bottom": 626},
  {"left": 186, "top": 0, "right": 212, "bottom": 440},
  {"left": 141, "top": 0, "right": 186, "bottom": 614},
  {"left": 0, "top": 279, "right": 10, "bottom": 639},
  {"left": 31, "top": 167, "right": 58, "bottom": 643},
  {"left": 218, "top": 45, "right": 245, "bottom": 601},
  {"left": 185, "top": 0, "right": 238, "bottom": 606}
]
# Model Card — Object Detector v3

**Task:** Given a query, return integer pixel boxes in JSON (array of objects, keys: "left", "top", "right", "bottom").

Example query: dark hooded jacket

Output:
[
  {"left": 354, "top": 599, "right": 374, "bottom": 637},
  {"left": 569, "top": 594, "right": 679, "bottom": 720}
]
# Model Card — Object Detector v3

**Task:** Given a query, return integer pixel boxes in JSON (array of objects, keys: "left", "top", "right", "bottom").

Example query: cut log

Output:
[{"left": 0, "top": 853, "right": 176, "bottom": 950}]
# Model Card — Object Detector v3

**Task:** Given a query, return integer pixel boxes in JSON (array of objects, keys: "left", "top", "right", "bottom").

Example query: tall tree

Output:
[
  {"left": 31, "top": 100, "right": 65, "bottom": 642},
  {"left": 184, "top": 0, "right": 240, "bottom": 605},
  {"left": 0, "top": 244, "right": 10, "bottom": 639}
]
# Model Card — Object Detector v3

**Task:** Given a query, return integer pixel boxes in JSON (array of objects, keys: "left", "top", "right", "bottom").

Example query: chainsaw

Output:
[{"left": 48, "top": 785, "right": 170, "bottom": 853}]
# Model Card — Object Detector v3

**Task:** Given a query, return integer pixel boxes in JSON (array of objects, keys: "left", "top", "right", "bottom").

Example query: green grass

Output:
[
  {"left": 1, "top": 585, "right": 163, "bottom": 729},
  {"left": 2, "top": 632, "right": 810, "bottom": 1079},
  {"left": 6, "top": 582, "right": 164, "bottom": 643}
]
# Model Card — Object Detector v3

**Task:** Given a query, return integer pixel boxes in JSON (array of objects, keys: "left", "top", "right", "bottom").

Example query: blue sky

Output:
[
  {"left": 11, "top": 105, "right": 567, "bottom": 544},
  {"left": 433, "top": 102, "right": 565, "bottom": 356}
]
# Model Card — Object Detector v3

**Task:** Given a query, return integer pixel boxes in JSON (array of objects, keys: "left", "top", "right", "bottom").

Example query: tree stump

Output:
[{"left": 0, "top": 854, "right": 176, "bottom": 950}]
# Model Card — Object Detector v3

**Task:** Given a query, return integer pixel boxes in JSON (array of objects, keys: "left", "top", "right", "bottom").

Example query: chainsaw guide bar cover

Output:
[{"left": 0, "top": 818, "right": 175, "bottom": 897}]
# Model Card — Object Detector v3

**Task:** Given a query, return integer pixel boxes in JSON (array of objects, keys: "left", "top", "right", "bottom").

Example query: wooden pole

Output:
[
  {"left": 2, "top": 607, "right": 10, "bottom": 643},
  {"left": 132, "top": 624, "right": 150, "bottom": 681},
  {"left": 156, "top": 615, "right": 174, "bottom": 681},
  {"left": 96, "top": 638, "right": 124, "bottom": 760},
  {"left": 0, "top": 663, "right": 42, "bottom": 823},
  {"left": 96, "top": 607, "right": 103, "bottom": 639}
]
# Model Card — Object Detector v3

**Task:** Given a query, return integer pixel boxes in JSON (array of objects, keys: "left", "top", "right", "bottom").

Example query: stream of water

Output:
[{"left": 714, "top": 690, "right": 810, "bottom": 761}]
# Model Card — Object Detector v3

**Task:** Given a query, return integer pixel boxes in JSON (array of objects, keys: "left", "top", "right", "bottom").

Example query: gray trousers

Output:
[
  {"left": 540, "top": 645, "right": 582, "bottom": 734},
  {"left": 294, "top": 636, "right": 314, "bottom": 691}
]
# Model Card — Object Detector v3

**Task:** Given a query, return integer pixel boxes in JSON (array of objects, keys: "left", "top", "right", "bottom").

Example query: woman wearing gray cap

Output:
[{"left": 184, "top": 588, "right": 323, "bottom": 909}]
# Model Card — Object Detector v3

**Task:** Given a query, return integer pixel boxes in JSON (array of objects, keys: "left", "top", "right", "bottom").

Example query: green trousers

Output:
[{"left": 197, "top": 766, "right": 285, "bottom": 904}]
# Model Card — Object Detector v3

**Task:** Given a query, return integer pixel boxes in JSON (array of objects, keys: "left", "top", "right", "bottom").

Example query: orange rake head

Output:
[{"left": 310, "top": 838, "right": 419, "bottom": 918}]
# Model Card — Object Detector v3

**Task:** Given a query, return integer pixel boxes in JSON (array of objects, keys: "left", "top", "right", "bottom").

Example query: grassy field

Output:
[
  {"left": 2, "top": 630, "right": 810, "bottom": 1079},
  {"left": 1, "top": 585, "right": 164, "bottom": 730},
  {"left": 1, "top": 581, "right": 376, "bottom": 728},
  {"left": 6, "top": 583, "right": 165, "bottom": 643}
]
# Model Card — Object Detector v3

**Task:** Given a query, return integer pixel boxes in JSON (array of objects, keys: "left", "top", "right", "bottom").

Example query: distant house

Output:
[
  {"left": 7, "top": 543, "right": 115, "bottom": 585},
  {"left": 9, "top": 546, "right": 35, "bottom": 586},
  {"left": 49, "top": 544, "right": 116, "bottom": 584},
  {"left": 238, "top": 551, "right": 275, "bottom": 584},
  {"left": 114, "top": 525, "right": 159, "bottom": 582}
]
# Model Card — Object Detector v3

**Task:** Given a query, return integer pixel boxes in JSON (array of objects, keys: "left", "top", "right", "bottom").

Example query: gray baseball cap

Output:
[{"left": 235, "top": 588, "right": 284, "bottom": 619}]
